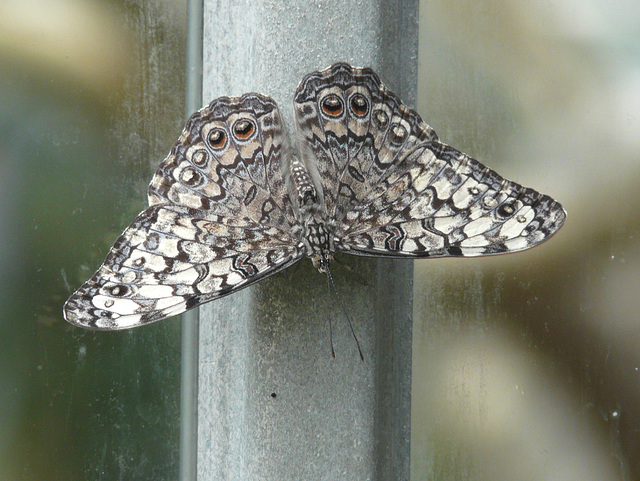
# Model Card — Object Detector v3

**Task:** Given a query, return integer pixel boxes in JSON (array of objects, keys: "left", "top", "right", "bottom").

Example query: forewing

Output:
[
  {"left": 65, "top": 94, "right": 302, "bottom": 329},
  {"left": 294, "top": 62, "right": 436, "bottom": 221},
  {"left": 295, "top": 63, "right": 565, "bottom": 258},
  {"left": 64, "top": 205, "right": 304, "bottom": 330},
  {"left": 148, "top": 93, "right": 295, "bottom": 227}
]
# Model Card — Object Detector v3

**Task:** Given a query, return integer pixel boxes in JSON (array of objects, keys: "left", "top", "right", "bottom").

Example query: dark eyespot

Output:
[
  {"left": 233, "top": 119, "right": 255, "bottom": 140},
  {"left": 181, "top": 167, "right": 202, "bottom": 186},
  {"left": 191, "top": 149, "right": 208, "bottom": 167},
  {"left": 321, "top": 94, "right": 344, "bottom": 118},
  {"left": 349, "top": 93, "right": 368, "bottom": 117},
  {"left": 208, "top": 128, "right": 226, "bottom": 149},
  {"left": 374, "top": 110, "right": 388, "bottom": 128},
  {"left": 110, "top": 285, "right": 128, "bottom": 297},
  {"left": 389, "top": 124, "right": 407, "bottom": 145},
  {"left": 497, "top": 202, "right": 516, "bottom": 218}
]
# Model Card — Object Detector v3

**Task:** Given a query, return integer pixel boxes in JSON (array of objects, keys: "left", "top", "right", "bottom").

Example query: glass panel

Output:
[
  {"left": 0, "top": 1, "right": 187, "bottom": 479},
  {"left": 412, "top": 1, "right": 639, "bottom": 480}
]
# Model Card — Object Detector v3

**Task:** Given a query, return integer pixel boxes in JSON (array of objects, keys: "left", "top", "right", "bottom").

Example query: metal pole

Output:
[
  {"left": 180, "top": 1, "right": 203, "bottom": 480},
  {"left": 198, "top": 1, "right": 418, "bottom": 479}
]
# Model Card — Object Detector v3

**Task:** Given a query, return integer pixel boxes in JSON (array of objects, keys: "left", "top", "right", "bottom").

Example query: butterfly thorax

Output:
[
  {"left": 300, "top": 203, "right": 334, "bottom": 273},
  {"left": 290, "top": 158, "right": 335, "bottom": 272}
]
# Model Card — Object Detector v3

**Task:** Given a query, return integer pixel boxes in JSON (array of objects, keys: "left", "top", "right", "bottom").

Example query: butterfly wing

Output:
[
  {"left": 148, "top": 93, "right": 295, "bottom": 227},
  {"left": 64, "top": 94, "right": 303, "bottom": 330},
  {"left": 294, "top": 63, "right": 565, "bottom": 258},
  {"left": 64, "top": 205, "right": 303, "bottom": 330}
]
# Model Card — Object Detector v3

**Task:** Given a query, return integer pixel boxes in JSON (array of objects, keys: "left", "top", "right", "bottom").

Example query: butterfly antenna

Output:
[
  {"left": 325, "top": 263, "right": 364, "bottom": 362},
  {"left": 325, "top": 270, "right": 336, "bottom": 359}
]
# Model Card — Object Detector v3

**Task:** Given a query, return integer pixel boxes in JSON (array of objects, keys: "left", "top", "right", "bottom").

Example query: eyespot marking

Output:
[{"left": 321, "top": 94, "right": 344, "bottom": 118}]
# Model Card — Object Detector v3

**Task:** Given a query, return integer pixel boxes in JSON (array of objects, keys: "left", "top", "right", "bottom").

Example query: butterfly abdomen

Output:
[
  {"left": 289, "top": 156, "right": 336, "bottom": 270},
  {"left": 290, "top": 158, "right": 318, "bottom": 208}
]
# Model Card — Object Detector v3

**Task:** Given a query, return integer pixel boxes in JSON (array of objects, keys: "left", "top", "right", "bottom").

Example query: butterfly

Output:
[{"left": 63, "top": 63, "right": 566, "bottom": 330}]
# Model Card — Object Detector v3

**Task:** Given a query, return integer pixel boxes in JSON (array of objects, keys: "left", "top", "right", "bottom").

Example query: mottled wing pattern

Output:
[
  {"left": 64, "top": 95, "right": 303, "bottom": 330},
  {"left": 65, "top": 64, "right": 566, "bottom": 331},
  {"left": 294, "top": 63, "right": 566, "bottom": 258},
  {"left": 148, "top": 94, "right": 295, "bottom": 227},
  {"left": 294, "top": 63, "right": 436, "bottom": 221}
]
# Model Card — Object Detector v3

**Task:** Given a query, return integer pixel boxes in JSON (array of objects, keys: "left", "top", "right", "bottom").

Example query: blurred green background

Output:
[
  {"left": 1, "top": 0, "right": 639, "bottom": 480},
  {"left": 0, "top": 1, "right": 186, "bottom": 479}
]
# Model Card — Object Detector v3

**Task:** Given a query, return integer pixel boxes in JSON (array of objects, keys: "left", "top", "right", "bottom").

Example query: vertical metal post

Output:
[
  {"left": 198, "top": 1, "right": 418, "bottom": 479},
  {"left": 180, "top": 1, "right": 203, "bottom": 480}
]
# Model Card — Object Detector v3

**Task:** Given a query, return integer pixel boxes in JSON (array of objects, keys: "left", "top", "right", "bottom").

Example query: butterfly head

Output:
[{"left": 312, "top": 253, "right": 334, "bottom": 273}]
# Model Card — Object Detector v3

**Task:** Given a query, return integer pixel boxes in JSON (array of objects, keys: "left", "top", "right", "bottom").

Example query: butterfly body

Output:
[
  {"left": 286, "top": 157, "right": 333, "bottom": 270},
  {"left": 64, "top": 63, "right": 565, "bottom": 330}
]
